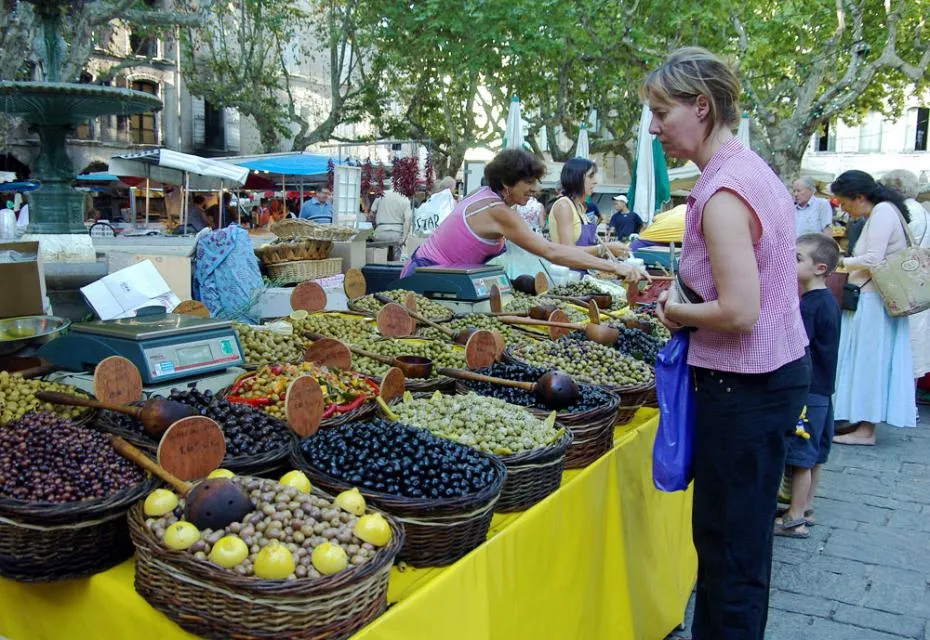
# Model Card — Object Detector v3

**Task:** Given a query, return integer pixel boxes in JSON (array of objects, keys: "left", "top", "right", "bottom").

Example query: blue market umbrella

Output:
[{"left": 0, "top": 180, "right": 39, "bottom": 192}]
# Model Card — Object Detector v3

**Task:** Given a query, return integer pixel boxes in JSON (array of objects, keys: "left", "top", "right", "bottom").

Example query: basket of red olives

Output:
[
  {"left": 92, "top": 389, "right": 297, "bottom": 476},
  {"left": 0, "top": 411, "right": 158, "bottom": 582},
  {"left": 290, "top": 418, "right": 506, "bottom": 567},
  {"left": 129, "top": 474, "right": 404, "bottom": 639},
  {"left": 455, "top": 363, "right": 622, "bottom": 468}
]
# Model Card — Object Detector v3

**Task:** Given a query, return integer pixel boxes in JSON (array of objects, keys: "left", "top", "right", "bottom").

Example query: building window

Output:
[
  {"left": 74, "top": 120, "right": 94, "bottom": 140},
  {"left": 130, "top": 80, "right": 158, "bottom": 145},
  {"left": 905, "top": 107, "right": 929, "bottom": 152},
  {"left": 129, "top": 32, "right": 159, "bottom": 58},
  {"left": 858, "top": 113, "right": 883, "bottom": 153},
  {"left": 815, "top": 121, "right": 836, "bottom": 152},
  {"left": 204, "top": 101, "right": 225, "bottom": 151}
]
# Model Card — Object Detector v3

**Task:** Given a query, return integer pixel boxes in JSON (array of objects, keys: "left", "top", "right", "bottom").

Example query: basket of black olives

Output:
[
  {"left": 0, "top": 411, "right": 158, "bottom": 582},
  {"left": 92, "top": 389, "right": 296, "bottom": 476},
  {"left": 381, "top": 391, "right": 573, "bottom": 512},
  {"left": 290, "top": 419, "right": 506, "bottom": 567},
  {"left": 454, "top": 363, "right": 622, "bottom": 468},
  {"left": 504, "top": 338, "right": 656, "bottom": 425}
]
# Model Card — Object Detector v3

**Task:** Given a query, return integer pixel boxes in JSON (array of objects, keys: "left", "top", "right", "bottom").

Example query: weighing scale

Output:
[
  {"left": 39, "top": 311, "right": 245, "bottom": 392},
  {"left": 392, "top": 265, "right": 513, "bottom": 314}
]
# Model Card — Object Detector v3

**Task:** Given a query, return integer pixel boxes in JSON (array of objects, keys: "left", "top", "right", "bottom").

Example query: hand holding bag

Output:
[{"left": 871, "top": 208, "right": 930, "bottom": 317}]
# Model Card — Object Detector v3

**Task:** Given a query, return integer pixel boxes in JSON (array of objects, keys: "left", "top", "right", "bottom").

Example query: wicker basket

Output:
[
  {"left": 0, "top": 475, "right": 158, "bottom": 582},
  {"left": 266, "top": 258, "right": 343, "bottom": 285},
  {"left": 257, "top": 239, "right": 333, "bottom": 265},
  {"left": 128, "top": 490, "right": 404, "bottom": 640},
  {"left": 271, "top": 219, "right": 357, "bottom": 241},
  {"left": 92, "top": 407, "right": 297, "bottom": 477},
  {"left": 290, "top": 437, "right": 506, "bottom": 567},
  {"left": 347, "top": 297, "right": 455, "bottom": 323},
  {"left": 606, "top": 377, "right": 656, "bottom": 425},
  {"left": 453, "top": 377, "right": 621, "bottom": 470}
]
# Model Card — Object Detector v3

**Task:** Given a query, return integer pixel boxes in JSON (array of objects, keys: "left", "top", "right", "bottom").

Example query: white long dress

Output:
[{"left": 905, "top": 199, "right": 930, "bottom": 380}]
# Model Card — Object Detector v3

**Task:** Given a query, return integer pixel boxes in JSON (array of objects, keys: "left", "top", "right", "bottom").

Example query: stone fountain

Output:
[{"left": 0, "top": 0, "right": 162, "bottom": 262}]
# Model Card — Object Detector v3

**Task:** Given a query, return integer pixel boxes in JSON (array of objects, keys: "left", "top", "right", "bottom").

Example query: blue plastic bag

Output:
[{"left": 652, "top": 331, "right": 695, "bottom": 492}]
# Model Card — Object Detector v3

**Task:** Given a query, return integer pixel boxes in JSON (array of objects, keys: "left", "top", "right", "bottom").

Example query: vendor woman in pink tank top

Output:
[{"left": 401, "top": 149, "right": 647, "bottom": 281}]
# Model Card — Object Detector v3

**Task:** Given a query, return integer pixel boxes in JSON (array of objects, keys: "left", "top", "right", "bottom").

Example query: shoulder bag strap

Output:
[{"left": 891, "top": 205, "right": 915, "bottom": 248}]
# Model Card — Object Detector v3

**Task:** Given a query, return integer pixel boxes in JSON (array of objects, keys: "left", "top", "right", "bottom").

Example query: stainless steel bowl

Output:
[{"left": 0, "top": 315, "right": 71, "bottom": 356}]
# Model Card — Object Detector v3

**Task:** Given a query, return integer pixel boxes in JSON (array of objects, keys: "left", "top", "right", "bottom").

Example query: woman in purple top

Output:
[
  {"left": 401, "top": 149, "right": 646, "bottom": 281},
  {"left": 648, "top": 48, "right": 810, "bottom": 640}
]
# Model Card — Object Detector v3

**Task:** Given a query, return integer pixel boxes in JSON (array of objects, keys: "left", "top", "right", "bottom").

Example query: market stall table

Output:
[{"left": 0, "top": 409, "right": 696, "bottom": 640}]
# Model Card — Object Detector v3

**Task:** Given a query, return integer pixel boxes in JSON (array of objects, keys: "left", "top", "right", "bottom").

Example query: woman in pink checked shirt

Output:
[{"left": 648, "top": 48, "right": 810, "bottom": 640}]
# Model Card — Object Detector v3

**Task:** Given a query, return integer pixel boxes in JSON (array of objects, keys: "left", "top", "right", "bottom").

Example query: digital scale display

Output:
[{"left": 144, "top": 335, "right": 240, "bottom": 380}]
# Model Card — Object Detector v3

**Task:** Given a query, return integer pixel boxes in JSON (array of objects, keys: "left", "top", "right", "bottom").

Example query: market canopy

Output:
[{"left": 108, "top": 149, "right": 249, "bottom": 190}]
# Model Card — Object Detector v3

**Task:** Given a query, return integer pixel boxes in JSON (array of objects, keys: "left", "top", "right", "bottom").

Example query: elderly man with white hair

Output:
[{"left": 792, "top": 176, "right": 834, "bottom": 237}]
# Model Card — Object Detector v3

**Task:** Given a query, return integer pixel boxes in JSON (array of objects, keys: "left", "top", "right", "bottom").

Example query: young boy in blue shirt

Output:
[{"left": 776, "top": 233, "right": 842, "bottom": 538}]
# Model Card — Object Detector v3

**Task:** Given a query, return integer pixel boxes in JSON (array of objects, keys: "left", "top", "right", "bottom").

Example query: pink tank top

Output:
[
  {"left": 679, "top": 139, "right": 808, "bottom": 374},
  {"left": 416, "top": 186, "right": 506, "bottom": 266}
]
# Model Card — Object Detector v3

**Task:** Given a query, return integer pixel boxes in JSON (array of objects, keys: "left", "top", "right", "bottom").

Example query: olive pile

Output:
[
  {"left": 101, "top": 389, "right": 292, "bottom": 457},
  {"left": 146, "top": 477, "right": 382, "bottom": 578},
  {"left": 292, "top": 313, "right": 376, "bottom": 345},
  {"left": 0, "top": 371, "right": 90, "bottom": 425},
  {"left": 416, "top": 313, "right": 537, "bottom": 347},
  {"left": 351, "top": 290, "right": 452, "bottom": 320},
  {"left": 0, "top": 412, "right": 145, "bottom": 503},
  {"left": 504, "top": 293, "right": 587, "bottom": 323},
  {"left": 564, "top": 325, "right": 663, "bottom": 364},
  {"left": 351, "top": 337, "right": 466, "bottom": 377},
  {"left": 390, "top": 391, "right": 557, "bottom": 455},
  {"left": 299, "top": 419, "right": 499, "bottom": 499},
  {"left": 461, "top": 363, "right": 616, "bottom": 414},
  {"left": 549, "top": 282, "right": 623, "bottom": 310},
  {"left": 609, "top": 313, "right": 671, "bottom": 342},
  {"left": 510, "top": 339, "right": 653, "bottom": 387},
  {"left": 234, "top": 323, "right": 306, "bottom": 364}
]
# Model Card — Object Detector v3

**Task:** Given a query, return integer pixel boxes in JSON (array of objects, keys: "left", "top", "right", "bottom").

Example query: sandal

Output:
[
  {"left": 774, "top": 516, "right": 810, "bottom": 539},
  {"left": 776, "top": 507, "right": 815, "bottom": 526}
]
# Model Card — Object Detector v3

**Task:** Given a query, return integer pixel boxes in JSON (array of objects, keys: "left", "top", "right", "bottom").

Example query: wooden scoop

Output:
[
  {"left": 436, "top": 368, "right": 580, "bottom": 410},
  {"left": 109, "top": 424, "right": 254, "bottom": 531},
  {"left": 375, "top": 293, "right": 490, "bottom": 347},
  {"left": 497, "top": 309, "right": 619, "bottom": 345},
  {"left": 35, "top": 391, "right": 198, "bottom": 439}
]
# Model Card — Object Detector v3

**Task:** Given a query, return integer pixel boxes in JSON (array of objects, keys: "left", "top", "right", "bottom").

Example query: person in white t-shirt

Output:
[
  {"left": 792, "top": 177, "right": 833, "bottom": 237},
  {"left": 15, "top": 196, "right": 29, "bottom": 228}
]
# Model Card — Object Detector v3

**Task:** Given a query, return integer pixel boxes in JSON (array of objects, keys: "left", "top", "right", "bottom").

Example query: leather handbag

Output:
[
  {"left": 871, "top": 209, "right": 930, "bottom": 317},
  {"left": 841, "top": 279, "right": 869, "bottom": 312}
]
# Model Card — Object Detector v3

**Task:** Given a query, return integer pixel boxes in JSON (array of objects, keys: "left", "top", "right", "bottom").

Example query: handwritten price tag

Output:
[
  {"left": 304, "top": 338, "right": 353, "bottom": 370},
  {"left": 290, "top": 281, "right": 327, "bottom": 312},
  {"left": 286, "top": 376, "right": 325, "bottom": 438},
  {"left": 343, "top": 268, "right": 367, "bottom": 300},
  {"left": 465, "top": 330, "right": 499, "bottom": 369},
  {"left": 547, "top": 309, "right": 572, "bottom": 340},
  {"left": 377, "top": 303, "right": 414, "bottom": 338},
  {"left": 94, "top": 356, "right": 143, "bottom": 405},
  {"left": 534, "top": 272, "right": 549, "bottom": 295},
  {"left": 157, "top": 416, "right": 227, "bottom": 481}
]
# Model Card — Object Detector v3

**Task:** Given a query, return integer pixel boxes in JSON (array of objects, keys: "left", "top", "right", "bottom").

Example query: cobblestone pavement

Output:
[{"left": 667, "top": 404, "right": 930, "bottom": 639}]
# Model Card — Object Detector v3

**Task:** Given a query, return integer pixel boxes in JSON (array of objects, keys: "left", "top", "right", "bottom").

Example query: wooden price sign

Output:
[
  {"left": 379, "top": 366, "right": 406, "bottom": 402},
  {"left": 285, "top": 375, "right": 325, "bottom": 438},
  {"left": 93, "top": 356, "right": 143, "bottom": 405},
  {"left": 377, "top": 303, "right": 414, "bottom": 338},
  {"left": 290, "top": 281, "right": 327, "bottom": 313},
  {"left": 464, "top": 330, "right": 499, "bottom": 369},
  {"left": 491, "top": 330, "right": 506, "bottom": 360},
  {"left": 343, "top": 268, "right": 367, "bottom": 300},
  {"left": 173, "top": 300, "right": 210, "bottom": 318},
  {"left": 547, "top": 309, "right": 572, "bottom": 340},
  {"left": 587, "top": 300, "right": 601, "bottom": 325},
  {"left": 304, "top": 337, "right": 353, "bottom": 370},
  {"left": 534, "top": 272, "right": 550, "bottom": 295},
  {"left": 157, "top": 416, "right": 227, "bottom": 481},
  {"left": 404, "top": 292, "right": 418, "bottom": 313},
  {"left": 489, "top": 284, "right": 503, "bottom": 313}
]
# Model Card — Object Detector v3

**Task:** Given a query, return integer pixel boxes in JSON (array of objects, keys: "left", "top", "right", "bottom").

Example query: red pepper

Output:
[
  {"left": 334, "top": 394, "right": 368, "bottom": 414},
  {"left": 227, "top": 395, "right": 273, "bottom": 407},
  {"left": 229, "top": 374, "right": 255, "bottom": 396},
  {"left": 322, "top": 404, "right": 337, "bottom": 419}
]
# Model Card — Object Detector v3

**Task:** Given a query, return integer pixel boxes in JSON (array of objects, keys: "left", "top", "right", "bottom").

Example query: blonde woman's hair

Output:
[
  {"left": 879, "top": 169, "right": 919, "bottom": 200},
  {"left": 641, "top": 47, "right": 741, "bottom": 133}
]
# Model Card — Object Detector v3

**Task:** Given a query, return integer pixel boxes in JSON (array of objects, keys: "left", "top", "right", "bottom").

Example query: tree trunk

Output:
[{"left": 755, "top": 122, "right": 811, "bottom": 180}]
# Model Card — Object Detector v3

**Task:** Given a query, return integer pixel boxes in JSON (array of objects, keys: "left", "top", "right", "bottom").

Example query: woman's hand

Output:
[
  {"left": 656, "top": 290, "right": 684, "bottom": 331},
  {"left": 602, "top": 242, "right": 631, "bottom": 260},
  {"left": 613, "top": 261, "right": 650, "bottom": 283}
]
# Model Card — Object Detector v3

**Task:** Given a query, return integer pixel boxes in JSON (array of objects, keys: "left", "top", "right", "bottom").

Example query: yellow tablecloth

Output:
[{"left": 0, "top": 409, "right": 696, "bottom": 640}]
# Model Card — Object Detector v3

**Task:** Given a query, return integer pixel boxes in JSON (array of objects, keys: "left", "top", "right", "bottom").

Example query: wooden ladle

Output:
[
  {"left": 109, "top": 435, "right": 254, "bottom": 531},
  {"left": 374, "top": 293, "right": 476, "bottom": 345},
  {"left": 434, "top": 367, "right": 580, "bottom": 410},
  {"left": 35, "top": 391, "right": 198, "bottom": 439},
  {"left": 497, "top": 312, "right": 620, "bottom": 346}
]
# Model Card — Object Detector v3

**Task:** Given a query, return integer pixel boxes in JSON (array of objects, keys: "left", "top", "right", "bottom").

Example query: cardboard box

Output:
[
  {"left": 329, "top": 230, "right": 372, "bottom": 272},
  {"left": 107, "top": 251, "right": 192, "bottom": 300},
  {"left": 256, "top": 274, "right": 348, "bottom": 320},
  {"left": 365, "top": 247, "right": 389, "bottom": 264},
  {"left": 0, "top": 241, "right": 47, "bottom": 318}
]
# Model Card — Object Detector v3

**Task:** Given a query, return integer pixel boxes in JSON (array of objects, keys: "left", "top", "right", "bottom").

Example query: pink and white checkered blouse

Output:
[{"left": 679, "top": 138, "right": 808, "bottom": 374}]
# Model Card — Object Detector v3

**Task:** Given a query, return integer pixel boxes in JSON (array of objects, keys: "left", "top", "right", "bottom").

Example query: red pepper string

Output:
[{"left": 322, "top": 404, "right": 337, "bottom": 419}]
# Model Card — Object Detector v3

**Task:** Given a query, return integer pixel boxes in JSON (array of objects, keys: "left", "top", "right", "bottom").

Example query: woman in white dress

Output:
[{"left": 880, "top": 170, "right": 930, "bottom": 383}]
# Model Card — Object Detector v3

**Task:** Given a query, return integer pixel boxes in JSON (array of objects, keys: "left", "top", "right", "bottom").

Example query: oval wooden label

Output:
[
  {"left": 290, "top": 281, "right": 327, "bottom": 312},
  {"left": 547, "top": 308, "right": 572, "bottom": 340},
  {"left": 94, "top": 356, "right": 143, "bottom": 405},
  {"left": 489, "top": 284, "right": 503, "bottom": 313},
  {"left": 377, "top": 303, "right": 413, "bottom": 338},
  {"left": 587, "top": 300, "right": 601, "bottom": 324},
  {"left": 379, "top": 366, "right": 406, "bottom": 402},
  {"left": 304, "top": 337, "right": 353, "bottom": 370},
  {"left": 173, "top": 300, "right": 210, "bottom": 318},
  {"left": 285, "top": 376, "right": 324, "bottom": 438},
  {"left": 157, "top": 416, "right": 227, "bottom": 481},
  {"left": 344, "top": 268, "right": 367, "bottom": 299},
  {"left": 464, "top": 330, "right": 499, "bottom": 369},
  {"left": 534, "top": 272, "right": 549, "bottom": 295}
]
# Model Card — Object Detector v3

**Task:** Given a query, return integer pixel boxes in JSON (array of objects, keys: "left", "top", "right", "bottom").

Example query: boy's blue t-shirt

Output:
[
  {"left": 609, "top": 211, "right": 643, "bottom": 240},
  {"left": 800, "top": 288, "right": 841, "bottom": 395}
]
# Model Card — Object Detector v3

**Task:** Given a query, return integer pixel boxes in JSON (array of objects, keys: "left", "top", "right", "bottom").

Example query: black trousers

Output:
[{"left": 691, "top": 355, "right": 810, "bottom": 640}]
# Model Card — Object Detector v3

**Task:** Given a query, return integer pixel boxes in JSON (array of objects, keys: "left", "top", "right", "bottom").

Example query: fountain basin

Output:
[{"left": 0, "top": 81, "right": 162, "bottom": 125}]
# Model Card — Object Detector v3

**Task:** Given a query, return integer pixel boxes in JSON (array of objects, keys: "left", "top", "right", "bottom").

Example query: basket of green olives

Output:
[
  {"left": 348, "top": 289, "right": 454, "bottom": 322},
  {"left": 0, "top": 412, "right": 159, "bottom": 582},
  {"left": 504, "top": 338, "right": 656, "bottom": 425},
  {"left": 351, "top": 337, "right": 465, "bottom": 392},
  {"left": 291, "top": 418, "right": 507, "bottom": 567},
  {"left": 129, "top": 473, "right": 404, "bottom": 640},
  {"left": 0, "top": 371, "right": 95, "bottom": 426},
  {"left": 504, "top": 292, "right": 589, "bottom": 323},
  {"left": 93, "top": 389, "right": 297, "bottom": 476},
  {"left": 291, "top": 311, "right": 378, "bottom": 347},
  {"left": 381, "top": 391, "right": 573, "bottom": 512},
  {"left": 233, "top": 323, "right": 307, "bottom": 368},
  {"left": 454, "top": 363, "right": 623, "bottom": 469},
  {"left": 415, "top": 312, "right": 543, "bottom": 347}
]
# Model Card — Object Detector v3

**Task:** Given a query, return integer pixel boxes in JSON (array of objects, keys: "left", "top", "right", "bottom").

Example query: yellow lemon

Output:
[
  {"left": 311, "top": 542, "right": 348, "bottom": 576},
  {"left": 143, "top": 489, "right": 179, "bottom": 517},
  {"left": 279, "top": 470, "right": 312, "bottom": 494},
  {"left": 163, "top": 521, "right": 201, "bottom": 550},
  {"left": 254, "top": 542, "right": 296, "bottom": 580},
  {"left": 353, "top": 513, "right": 392, "bottom": 547}
]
